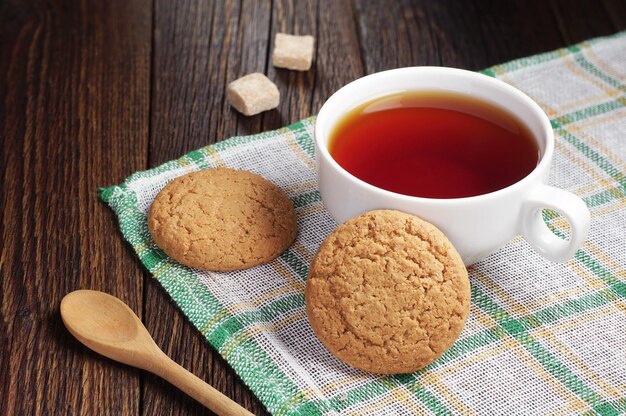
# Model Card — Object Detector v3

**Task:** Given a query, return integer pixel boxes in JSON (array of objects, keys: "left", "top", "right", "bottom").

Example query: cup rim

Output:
[{"left": 314, "top": 66, "right": 554, "bottom": 204}]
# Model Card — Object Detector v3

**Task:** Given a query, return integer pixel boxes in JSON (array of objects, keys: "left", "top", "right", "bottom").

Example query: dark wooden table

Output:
[{"left": 2, "top": 1, "right": 625, "bottom": 414}]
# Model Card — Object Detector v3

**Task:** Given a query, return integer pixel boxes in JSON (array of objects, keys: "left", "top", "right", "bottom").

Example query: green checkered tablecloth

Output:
[{"left": 101, "top": 31, "right": 626, "bottom": 415}]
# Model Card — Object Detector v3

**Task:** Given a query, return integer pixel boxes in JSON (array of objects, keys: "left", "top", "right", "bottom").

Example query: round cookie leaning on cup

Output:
[{"left": 306, "top": 209, "right": 470, "bottom": 374}]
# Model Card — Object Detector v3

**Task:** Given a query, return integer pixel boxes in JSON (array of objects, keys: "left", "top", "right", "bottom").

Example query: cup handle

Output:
[{"left": 520, "top": 185, "right": 590, "bottom": 262}]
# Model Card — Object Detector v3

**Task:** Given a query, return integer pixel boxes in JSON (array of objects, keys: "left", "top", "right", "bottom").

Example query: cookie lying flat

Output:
[
  {"left": 148, "top": 168, "right": 296, "bottom": 271},
  {"left": 306, "top": 210, "right": 470, "bottom": 374}
]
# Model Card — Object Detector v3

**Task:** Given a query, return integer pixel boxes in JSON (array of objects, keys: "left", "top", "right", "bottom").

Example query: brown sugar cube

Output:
[
  {"left": 227, "top": 73, "right": 280, "bottom": 116},
  {"left": 272, "top": 33, "right": 315, "bottom": 71}
]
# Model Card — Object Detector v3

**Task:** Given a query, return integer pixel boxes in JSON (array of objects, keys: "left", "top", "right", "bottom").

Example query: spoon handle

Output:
[{"left": 151, "top": 353, "right": 255, "bottom": 416}]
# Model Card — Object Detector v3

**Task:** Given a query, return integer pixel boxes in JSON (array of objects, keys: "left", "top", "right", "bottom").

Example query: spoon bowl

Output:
[
  {"left": 62, "top": 290, "right": 140, "bottom": 342},
  {"left": 61, "top": 290, "right": 253, "bottom": 416},
  {"left": 61, "top": 290, "right": 152, "bottom": 369}
]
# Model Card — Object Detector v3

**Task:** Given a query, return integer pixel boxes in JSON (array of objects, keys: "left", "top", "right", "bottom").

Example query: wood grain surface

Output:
[{"left": 1, "top": 1, "right": 624, "bottom": 415}]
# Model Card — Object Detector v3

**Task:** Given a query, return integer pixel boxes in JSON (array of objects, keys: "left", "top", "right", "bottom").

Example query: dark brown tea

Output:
[{"left": 328, "top": 91, "right": 540, "bottom": 199}]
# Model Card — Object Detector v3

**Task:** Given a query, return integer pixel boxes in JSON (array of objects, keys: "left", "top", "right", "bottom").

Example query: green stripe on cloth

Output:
[
  {"left": 551, "top": 98, "right": 626, "bottom": 129},
  {"left": 583, "top": 186, "right": 625, "bottom": 208},
  {"left": 184, "top": 148, "right": 215, "bottom": 169},
  {"left": 206, "top": 294, "right": 305, "bottom": 349},
  {"left": 504, "top": 288, "right": 618, "bottom": 331},
  {"left": 100, "top": 31, "right": 626, "bottom": 415},
  {"left": 556, "top": 129, "right": 626, "bottom": 185},
  {"left": 291, "top": 190, "right": 321, "bottom": 208},
  {"left": 288, "top": 120, "right": 316, "bottom": 159},
  {"left": 573, "top": 54, "right": 626, "bottom": 92},
  {"left": 584, "top": 398, "right": 626, "bottom": 416},
  {"left": 279, "top": 250, "right": 310, "bottom": 281}
]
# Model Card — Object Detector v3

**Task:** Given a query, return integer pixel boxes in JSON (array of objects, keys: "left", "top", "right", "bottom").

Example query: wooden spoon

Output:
[{"left": 61, "top": 290, "right": 254, "bottom": 416}]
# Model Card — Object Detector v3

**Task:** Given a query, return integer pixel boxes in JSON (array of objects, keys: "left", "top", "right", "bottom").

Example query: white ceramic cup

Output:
[{"left": 314, "top": 67, "right": 590, "bottom": 265}]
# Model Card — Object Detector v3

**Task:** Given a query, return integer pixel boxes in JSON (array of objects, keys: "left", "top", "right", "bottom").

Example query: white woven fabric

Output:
[{"left": 102, "top": 32, "right": 626, "bottom": 415}]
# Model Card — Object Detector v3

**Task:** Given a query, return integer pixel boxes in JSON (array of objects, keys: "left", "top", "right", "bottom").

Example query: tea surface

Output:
[{"left": 328, "top": 91, "right": 540, "bottom": 199}]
